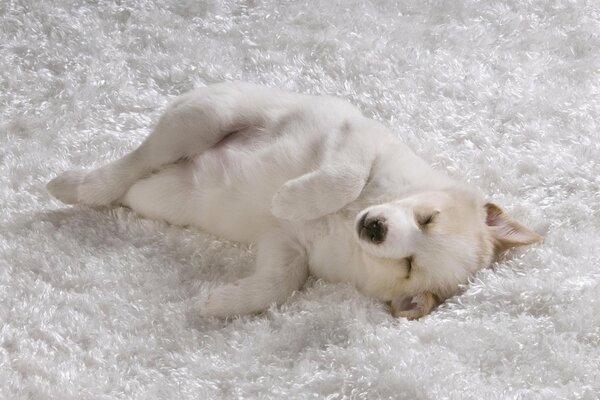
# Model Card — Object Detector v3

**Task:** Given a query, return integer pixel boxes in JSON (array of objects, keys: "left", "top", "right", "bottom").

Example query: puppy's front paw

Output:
[
  {"left": 198, "top": 293, "right": 222, "bottom": 318},
  {"left": 197, "top": 285, "right": 244, "bottom": 319},
  {"left": 47, "top": 170, "right": 87, "bottom": 204}
]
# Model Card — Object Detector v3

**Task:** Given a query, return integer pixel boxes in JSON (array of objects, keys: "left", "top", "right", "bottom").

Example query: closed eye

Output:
[
  {"left": 417, "top": 211, "right": 439, "bottom": 228},
  {"left": 405, "top": 256, "right": 413, "bottom": 277}
]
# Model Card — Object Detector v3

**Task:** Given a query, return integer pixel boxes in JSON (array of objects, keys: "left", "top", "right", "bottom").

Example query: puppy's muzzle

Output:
[{"left": 357, "top": 213, "right": 387, "bottom": 244}]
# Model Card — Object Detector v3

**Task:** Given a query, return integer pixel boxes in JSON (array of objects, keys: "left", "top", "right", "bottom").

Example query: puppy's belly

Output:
[{"left": 124, "top": 143, "right": 295, "bottom": 243}]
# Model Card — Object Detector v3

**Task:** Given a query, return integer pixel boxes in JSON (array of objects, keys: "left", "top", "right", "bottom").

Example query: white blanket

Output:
[{"left": 1, "top": 1, "right": 599, "bottom": 398}]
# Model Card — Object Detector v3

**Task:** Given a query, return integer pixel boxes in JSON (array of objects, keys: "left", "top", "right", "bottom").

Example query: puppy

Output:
[{"left": 48, "top": 82, "right": 542, "bottom": 319}]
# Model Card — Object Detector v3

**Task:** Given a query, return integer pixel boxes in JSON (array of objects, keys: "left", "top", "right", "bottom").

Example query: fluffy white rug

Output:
[{"left": 2, "top": 1, "right": 599, "bottom": 398}]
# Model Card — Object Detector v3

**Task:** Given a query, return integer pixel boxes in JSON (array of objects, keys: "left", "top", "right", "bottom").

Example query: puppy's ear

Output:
[
  {"left": 485, "top": 203, "right": 543, "bottom": 254},
  {"left": 390, "top": 292, "right": 439, "bottom": 320}
]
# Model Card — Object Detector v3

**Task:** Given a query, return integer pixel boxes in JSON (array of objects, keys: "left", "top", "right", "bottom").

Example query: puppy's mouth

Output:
[{"left": 357, "top": 213, "right": 388, "bottom": 244}]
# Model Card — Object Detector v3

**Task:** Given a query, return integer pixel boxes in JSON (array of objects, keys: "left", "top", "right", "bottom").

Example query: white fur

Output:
[{"left": 48, "top": 82, "right": 540, "bottom": 319}]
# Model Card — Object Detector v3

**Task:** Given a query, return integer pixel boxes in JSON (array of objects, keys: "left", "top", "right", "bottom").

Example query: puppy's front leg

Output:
[
  {"left": 271, "top": 122, "right": 376, "bottom": 221},
  {"left": 271, "top": 165, "right": 369, "bottom": 221},
  {"left": 200, "top": 231, "right": 308, "bottom": 318}
]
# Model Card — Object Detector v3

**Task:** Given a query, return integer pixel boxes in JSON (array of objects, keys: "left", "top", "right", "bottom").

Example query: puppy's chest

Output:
[{"left": 297, "top": 217, "right": 362, "bottom": 284}]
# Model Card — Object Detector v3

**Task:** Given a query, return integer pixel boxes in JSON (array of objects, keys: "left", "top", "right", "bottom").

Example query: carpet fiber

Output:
[{"left": 1, "top": 1, "right": 599, "bottom": 398}]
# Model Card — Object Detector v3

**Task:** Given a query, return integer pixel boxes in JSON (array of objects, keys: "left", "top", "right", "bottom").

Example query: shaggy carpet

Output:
[{"left": 1, "top": 0, "right": 599, "bottom": 398}]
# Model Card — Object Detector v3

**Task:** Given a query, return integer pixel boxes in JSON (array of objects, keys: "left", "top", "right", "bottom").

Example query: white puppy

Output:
[{"left": 48, "top": 82, "right": 542, "bottom": 319}]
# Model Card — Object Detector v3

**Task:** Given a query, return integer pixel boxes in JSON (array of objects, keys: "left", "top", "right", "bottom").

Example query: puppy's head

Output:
[{"left": 354, "top": 187, "right": 542, "bottom": 301}]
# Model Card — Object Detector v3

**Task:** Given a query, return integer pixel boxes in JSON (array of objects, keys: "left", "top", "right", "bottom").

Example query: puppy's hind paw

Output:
[
  {"left": 47, "top": 167, "right": 127, "bottom": 206},
  {"left": 47, "top": 170, "right": 87, "bottom": 205},
  {"left": 75, "top": 167, "right": 127, "bottom": 206}
]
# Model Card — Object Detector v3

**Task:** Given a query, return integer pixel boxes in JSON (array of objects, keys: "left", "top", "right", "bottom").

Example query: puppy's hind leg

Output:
[
  {"left": 48, "top": 82, "right": 285, "bottom": 206},
  {"left": 200, "top": 230, "right": 308, "bottom": 318}
]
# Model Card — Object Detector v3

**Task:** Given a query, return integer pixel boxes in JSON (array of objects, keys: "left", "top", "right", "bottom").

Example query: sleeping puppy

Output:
[{"left": 47, "top": 82, "right": 542, "bottom": 319}]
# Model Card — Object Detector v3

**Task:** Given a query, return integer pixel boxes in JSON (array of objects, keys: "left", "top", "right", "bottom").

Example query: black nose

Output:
[{"left": 357, "top": 213, "right": 387, "bottom": 244}]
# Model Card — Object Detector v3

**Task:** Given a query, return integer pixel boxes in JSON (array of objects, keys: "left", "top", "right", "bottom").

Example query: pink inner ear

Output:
[
  {"left": 485, "top": 203, "right": 504, "bottom": 226},
  {"left": 394, "top": 296, "right": 418, "bottom": 312},
  {"left": 484, "top": 203, "right": 543, "bottom": 250}
]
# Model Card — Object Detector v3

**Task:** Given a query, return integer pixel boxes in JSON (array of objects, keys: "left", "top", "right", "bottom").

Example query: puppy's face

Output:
[{"left": 354, "top": 188, "right": 542, "bottom": 315}]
